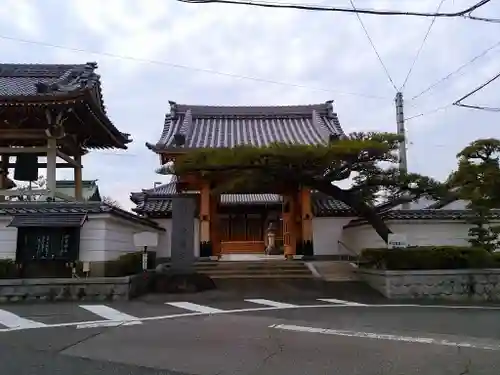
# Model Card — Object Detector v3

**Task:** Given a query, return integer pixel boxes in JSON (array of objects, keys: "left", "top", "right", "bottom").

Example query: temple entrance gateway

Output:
[{"left": 136, "top": 101, "right": 346, "bottom": 260}]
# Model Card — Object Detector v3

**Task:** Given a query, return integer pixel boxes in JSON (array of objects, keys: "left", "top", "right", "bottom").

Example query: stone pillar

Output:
[
  {"left": 74, "top": 153, "right": 83, "bottom": 201},
  {"left": 170, "top": 196, "right": 196, "bottom": 272}
]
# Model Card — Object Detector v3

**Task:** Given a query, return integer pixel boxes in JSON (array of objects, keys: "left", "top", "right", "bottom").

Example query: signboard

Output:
[
  {"left": 387, "top": 233, "right": 408, "bottom": 249},
  {"left": 133, "top": 232, "right": 159, "bottom": 248}
]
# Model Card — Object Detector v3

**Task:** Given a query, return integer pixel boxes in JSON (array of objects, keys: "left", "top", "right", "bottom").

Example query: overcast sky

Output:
[{"left": 1, "top": 0, "right": 499, "bottom": 210}]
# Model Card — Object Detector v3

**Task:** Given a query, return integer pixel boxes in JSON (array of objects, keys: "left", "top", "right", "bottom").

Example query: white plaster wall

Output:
[
  {"left": 0, "top": 217, "right": 17, "bottom": 260},
  {"left": 79, "top": 215, "right": 107, "bottom": 262},
  {"left": 312, "top": 217, "right": 356, "bottom": 256},
  {"left": 341, "top": 221, "right": 475, "bottom": 254},
  {"left": 152, "top": 218, "right": 172, "bottom": 259},
  {"left": 79, "top": 214, "right": 164, "bottom": 262}
]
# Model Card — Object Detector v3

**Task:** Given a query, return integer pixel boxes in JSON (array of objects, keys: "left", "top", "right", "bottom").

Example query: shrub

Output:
[
  {"left": 359, "top": 246, "right": 496, "bottom": 270},
  {"left": 493, "top": 252, "right": 500, "bottom": 267},
  {"left": 104, "top": 251, "right": 157, "bottom": 277},
  {"left": 0, "top": 259, "right": 17, "bottom": 279}
]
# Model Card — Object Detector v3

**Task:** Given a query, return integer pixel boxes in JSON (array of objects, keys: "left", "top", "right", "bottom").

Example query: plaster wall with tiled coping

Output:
[
  {"left": 0, "top": 214, "right": 166, "bottom": 263},
  {"left": 356, "top": 268, "right": 500, "bottom": 301},
  {"left": 0, "top": 215, "right": 486, "bottom": 264}
]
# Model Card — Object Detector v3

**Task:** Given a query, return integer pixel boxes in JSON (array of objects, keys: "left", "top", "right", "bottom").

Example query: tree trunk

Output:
[{"left": 308, "top": 179, "right": 392, "bottom": 243}]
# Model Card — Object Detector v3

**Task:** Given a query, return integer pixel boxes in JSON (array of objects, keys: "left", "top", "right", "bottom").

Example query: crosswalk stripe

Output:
[
  {"left": 318, "top": 298, "right": 367, "bottom": 306},
  {"left": 244, "top": 299, "right": 298, "bottom": 308},
  {"left": 166, "top": 302, "right": 224, "bottom": 314},
  {"left": 0, "top": 309, "right": 46, "bottom": 329},
  {"left": 79, "top": 305, "right": 142, "bottom": 325}
]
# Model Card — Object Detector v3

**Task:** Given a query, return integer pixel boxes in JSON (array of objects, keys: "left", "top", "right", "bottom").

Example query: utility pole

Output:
[{"left": 395, "top": 92, "right": 409, "bottom": 209}]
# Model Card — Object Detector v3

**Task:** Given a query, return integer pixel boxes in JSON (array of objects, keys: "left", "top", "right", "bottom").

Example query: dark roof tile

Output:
[
  {"left": 8, "top": 212, "right": 87, "bottom": 228},
  {"left": 0, "top": 202, "right": 163, "bottom": 230},
  {"left": 0, "top": 62, "right": 131, "bottom": 149},
  {"left": 0, "top": 63, "right": 99, "bottom": 97},
  {"left": 131, "top": 185, "right": 354, "bottom": 217},
  {"left": 147, "top": 100, "right": 344, "bottom": 150}
]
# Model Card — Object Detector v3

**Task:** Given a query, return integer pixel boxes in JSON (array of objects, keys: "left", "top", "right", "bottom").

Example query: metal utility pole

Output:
[{"left": 395, "top": 92, "right": 409, "bottom": 209}]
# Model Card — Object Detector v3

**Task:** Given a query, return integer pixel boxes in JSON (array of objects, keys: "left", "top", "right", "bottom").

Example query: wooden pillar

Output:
[
  {"left": 282, "top": 192, "right": 297, "bottom": 258},
  {"left": 301, "top": 188, "right": 313, "bottom": 242},
  {"left": 46, "top": 138, "right": 57, "bottom": 199},
  {"left": 199, "top": 182, "right": 211, "bottom": 243},
  {"left": 0, "top": 154, "right": 8, "bottom": 202},
  {"left": 210, "top": 193, "right": 221, "bottom": 257},
  {"left": 74, "top": 153, "right": 83, "bottom": 201}
]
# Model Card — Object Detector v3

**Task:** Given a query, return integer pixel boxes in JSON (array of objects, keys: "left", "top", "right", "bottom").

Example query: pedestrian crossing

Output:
[{"left": 0, "top": 298, "right": 366, "bottom": 332}]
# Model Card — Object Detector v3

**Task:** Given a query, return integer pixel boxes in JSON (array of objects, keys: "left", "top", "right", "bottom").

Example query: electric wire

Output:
[
  {"left": 176, "top": 0, "right": 492, "bottom": 18},
  {"left": 410, "top": 38, "right": 500, "bottom": 101},
  {"left": 400, "top": 0, "right": 446, "bottom": 91},
  {"left": 349, "top": 0, "right": 398, "bottom": 91},
  {"left": 0, "top": 34, "right": 386, "bottom": 100}
]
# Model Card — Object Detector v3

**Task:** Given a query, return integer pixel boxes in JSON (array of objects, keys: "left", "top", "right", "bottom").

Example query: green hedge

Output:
[
  {"left": 0, "top": 259, "right": 17, "bottom": 279},
  {"left": 359, "top": 246, "right": 498, "bottom": 270},
  {"left": 104, "top": 251, "right": 157, "bottom": 277}
]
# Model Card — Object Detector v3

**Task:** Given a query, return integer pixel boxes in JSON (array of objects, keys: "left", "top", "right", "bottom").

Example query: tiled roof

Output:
[
  {"left": 0, "top": 63, "right": 98, "bottom": 97},
  {"left": 7, "top": 212, "right": 87, "bottom": 228},
  {"left": 146, "top": 101, "right": 344, "bottom": 151},
  {"left": 131, "top": 184, "right": 354, "bottom": 217},
  {"left": 344, "top": 209, "right": 500, "bottom": 228},
  {"left": 0, "top": 202, "right": 163, "bottom": 230},
  {"left": 311, "top": 193, "right": 353, "bottom": 216},
  {"left": 39, "top": 180, "right": 102, "bottom": 202},
  {"left": 0, "top": 62, "right": 131, "bottom": 149},
  {"left": 220, "top": 194, "right": 282, "bottom": 205}
]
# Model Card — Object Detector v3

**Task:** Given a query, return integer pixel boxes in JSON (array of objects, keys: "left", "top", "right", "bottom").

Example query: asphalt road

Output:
[{"left": 0, "top": 295, "right": 499, "bottom": 375}]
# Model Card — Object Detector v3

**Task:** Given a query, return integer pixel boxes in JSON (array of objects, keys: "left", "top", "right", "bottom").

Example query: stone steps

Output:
[
  {"left": 194, "top": 260, "right": 313, "bottom": 279},
  {"left": 309, "top": 261, "right": 360, "bottom": 281}
]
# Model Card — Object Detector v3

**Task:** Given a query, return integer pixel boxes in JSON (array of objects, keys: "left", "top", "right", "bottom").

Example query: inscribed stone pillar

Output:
[{"left": 170, "top": 196, "right": 196, "bottom": 272}]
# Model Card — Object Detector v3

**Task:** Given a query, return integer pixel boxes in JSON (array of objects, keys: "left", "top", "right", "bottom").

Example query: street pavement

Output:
[{"left": 0, "top": 294, "right": 499, "bottom": 374}]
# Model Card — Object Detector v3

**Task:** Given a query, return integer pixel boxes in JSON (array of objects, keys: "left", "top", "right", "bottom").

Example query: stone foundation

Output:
[
  {"left": 356, "top": 268, "right": 500, "bottom": 301},
  {"left": 0, "top": 273, "right": 152, "bottom": 303}
]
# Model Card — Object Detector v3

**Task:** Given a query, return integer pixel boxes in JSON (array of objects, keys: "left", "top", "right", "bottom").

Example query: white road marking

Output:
[
  {"left": 245, "top": 299, "right": 298, "bottom": 308},
  {"left": 78, "top": 305, "right": 142, "bottom": 328},
  {"left": 1, "top": 303, "right": 500, "bottom": 333},
  {"left": 76, "top": 321, "right": 139, "bottom": 329},
  {"left": 318, "top": 298, "right": 367, "bottom": 306},
  {"left": 0, "top": 309, "right": 46, "bottom": 329},
  {"left": 270, "top": 324, "right": 500, "bottom": 351},
  {"left": 166, "top": 302, "right": 224, "bottom": 314}
]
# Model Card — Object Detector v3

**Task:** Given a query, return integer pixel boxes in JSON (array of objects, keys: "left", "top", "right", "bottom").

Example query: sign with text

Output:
[
  {"left": 387, "top": 234, "right": 408, "bottom": 249},
  {"left": 133, "top": 232, "right": 159, "bottom": 248}
]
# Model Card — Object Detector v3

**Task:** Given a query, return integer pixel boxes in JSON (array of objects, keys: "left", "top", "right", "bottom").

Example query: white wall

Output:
[
  {"left": 341, "top": 221, "right": 475, "bottom": 253},
  {"left": 79, "top": 214, "right": 164, "bottom": 262},
  {"left": 0, "top": 217, "right": 16, "bottom": 260},
  {"left": 312, "top": 217, "right": 355, "bottom": 256}
]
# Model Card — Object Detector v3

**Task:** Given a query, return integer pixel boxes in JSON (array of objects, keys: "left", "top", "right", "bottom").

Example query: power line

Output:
[
  {"left": 400, "top": 0, "right": 446, "bottom": 91},
  {"left": 453, "top": 70, "right": 500, "bottom": 111},
  {"left": 349, "top": 0, "right": 397, "bottom": 91},
  {"left": 410, "top": 38, "right": 500, "bottom": 101},
  {"left": 0, "top": 34, "right": 387, "bottom": 100},
  {"left": 406, "top": 71, "right": 500, "bottom": 120},
  {"left": 405, "top": 103, "right": 453, "bottom": 121},
  {"left": 177, "top": 0, "right": 493, "bottom": 18}
]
